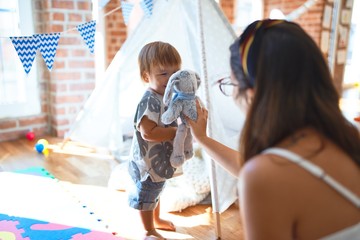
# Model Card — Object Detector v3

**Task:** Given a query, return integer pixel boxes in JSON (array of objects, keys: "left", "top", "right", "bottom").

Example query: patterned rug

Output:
[
  {"left": 0, "top": 213, "right": 122, "bottom": 240},
  {"left": 0, "top": 167, "right": 124, "bottom": 240}
]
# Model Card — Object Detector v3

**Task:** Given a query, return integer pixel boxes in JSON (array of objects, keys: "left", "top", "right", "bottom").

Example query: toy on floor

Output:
[
  {"left": 26, "top": 131, "right": 35, "bottom": 141},
  {"left": 161, "top": 69, "right": 201, "bottom": 168},
  {"left": 35, "top": 139, "right": 49, "bottom": 156}
]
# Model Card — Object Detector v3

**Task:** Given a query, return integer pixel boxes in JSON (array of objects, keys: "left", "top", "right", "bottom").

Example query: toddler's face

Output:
[{"left": 146, "top": 65, "right": 180, "bottom": 95}]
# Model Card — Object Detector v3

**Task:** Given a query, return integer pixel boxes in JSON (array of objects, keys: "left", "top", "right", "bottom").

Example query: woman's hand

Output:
[
  {"left": 188, "top": 99, "right": 242, "bottom": 177},
  {"left": 187, "top": 99, "right": 208, "bottom": 142}
]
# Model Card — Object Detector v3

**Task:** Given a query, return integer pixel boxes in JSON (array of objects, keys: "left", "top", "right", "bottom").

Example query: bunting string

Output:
[{"left": 0, "top": 0, "right": 154, "bottom": 74}]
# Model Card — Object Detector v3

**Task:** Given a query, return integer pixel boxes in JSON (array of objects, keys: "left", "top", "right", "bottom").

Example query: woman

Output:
[{"left": 188, "top": 19, "right": 360, "bottom": 239}]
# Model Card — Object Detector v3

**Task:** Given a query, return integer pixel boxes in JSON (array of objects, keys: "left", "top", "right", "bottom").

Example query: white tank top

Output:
[{"left": 263, "top": 148, "right": 360, "bottom": 240}]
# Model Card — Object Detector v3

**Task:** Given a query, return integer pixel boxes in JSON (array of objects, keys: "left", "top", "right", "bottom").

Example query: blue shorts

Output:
[{"left": 128, "top": 176, "right": 166, "bottom": 211}]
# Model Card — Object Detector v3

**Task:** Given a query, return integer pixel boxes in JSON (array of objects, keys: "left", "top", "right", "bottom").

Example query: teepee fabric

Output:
[
  {"left": 67, "top": 0, "right": 244, "bottom": 213},
  {"left": 76, "top": 20, "right": 96, "bottom": 54},
  {"left": 10, "top": 36, "right": 39, "bottom": 74},
  {"left": 121, "top": 1, "right": 135, "bottom": 25},
  {"left": 35, "top": 33, "right": 61, "bottom": 71}
]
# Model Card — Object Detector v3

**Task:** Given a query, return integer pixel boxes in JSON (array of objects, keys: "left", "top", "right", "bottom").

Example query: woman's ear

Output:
[
  {"left": 235, "top": 88, "right": 254, "bottom": 113},
  {"left": 245, "top": 88, "right": 254, "bottom": 104}
]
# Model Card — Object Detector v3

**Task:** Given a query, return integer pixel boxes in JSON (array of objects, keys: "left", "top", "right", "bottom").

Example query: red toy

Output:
[{"left": 26, "top": 131, "right": 35, "bottom": 141}]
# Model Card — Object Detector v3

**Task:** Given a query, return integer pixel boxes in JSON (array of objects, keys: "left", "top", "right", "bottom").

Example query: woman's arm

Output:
[
  {"left": 188, "top": 100, "right": 242, "bottom": 177},
  {"left": 139, "top": 116, "right": 177, "bottom": 142},
  {"left": 196, "top": 135, "right": 241, "bottom": 177}
]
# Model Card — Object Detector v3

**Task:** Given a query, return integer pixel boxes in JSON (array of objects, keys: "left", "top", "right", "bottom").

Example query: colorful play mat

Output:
[
  {"left": 0, "top": 213, "right": 121, "bottom": 240},
  {"left": 0, "top": 167, "right": 124, "bottom": 240}
]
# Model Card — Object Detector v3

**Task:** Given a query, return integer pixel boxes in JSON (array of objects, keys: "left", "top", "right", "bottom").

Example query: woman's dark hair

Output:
[{"left": 231, "top": 20, "right": 360, "bottom": 165}]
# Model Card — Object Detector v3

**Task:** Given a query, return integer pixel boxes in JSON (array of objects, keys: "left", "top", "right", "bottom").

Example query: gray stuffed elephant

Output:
[{"left": 161, "top": 69, "right": 201, "bottom": 168}]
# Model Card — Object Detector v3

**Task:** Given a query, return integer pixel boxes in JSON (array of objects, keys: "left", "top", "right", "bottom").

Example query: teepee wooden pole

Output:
[
  {"left": 196, "top": 0, "right": 221, "bottom": 238},
  {"left": 328, "top": 0, "right": 342, "bottom": 76}
]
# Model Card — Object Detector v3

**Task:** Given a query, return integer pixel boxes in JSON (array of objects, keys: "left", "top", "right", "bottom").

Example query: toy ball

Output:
[
  {"left": 26, "top": 131, "right": 35, "bottom": 141},
  {"left": 42, "top": 148, "right": 49, "bottom": 157},
  {"left": 35, "top": 143, "right": 45, "bottom": 153},
  {"left": 34, "top": 139, "right": 49, "bottom": 154}
]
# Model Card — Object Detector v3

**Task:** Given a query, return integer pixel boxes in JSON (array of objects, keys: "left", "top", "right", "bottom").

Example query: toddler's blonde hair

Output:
[{"left": 138, "top": 41, "right": 181, "bottom": 83}]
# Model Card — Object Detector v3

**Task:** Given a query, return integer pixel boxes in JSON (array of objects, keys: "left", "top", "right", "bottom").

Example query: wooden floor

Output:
[{"left": 0, "top": 135, "right": 243, "bottom": 240}]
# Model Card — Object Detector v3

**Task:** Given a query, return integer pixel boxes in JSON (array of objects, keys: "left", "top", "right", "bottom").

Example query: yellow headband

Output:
[{"left": 240, "top": 20, "right": 284, "bottom": 79}]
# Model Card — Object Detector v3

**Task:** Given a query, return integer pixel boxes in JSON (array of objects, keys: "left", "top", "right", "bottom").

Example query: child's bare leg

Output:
[
  {"left": 139, "top": 210, "right": 165, "bottom": 239},
  {"left": 154, "top": 200, "right": 176, "bottom": 231}
]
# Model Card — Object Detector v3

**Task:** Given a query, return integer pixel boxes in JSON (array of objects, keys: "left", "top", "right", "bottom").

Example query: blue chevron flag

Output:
[
  {"left": 35, "top": 33, "right": 60, "bottom": 71},
  {"left": 121, "top": 1, "right": 134, "bottom": 25},
  {"left": 76, "top": 20, "right": 96, "bottom": 54},
  {"left": 140, "top": 0, "right": 153, "bottom": 18},
  {"left": 10, "top": 36, "right": 39, "bottom": 74}
]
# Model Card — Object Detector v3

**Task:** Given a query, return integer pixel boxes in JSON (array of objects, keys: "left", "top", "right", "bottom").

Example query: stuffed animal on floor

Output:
[{"left": 161, "top": 69, "right": 201, "bottom": 168}]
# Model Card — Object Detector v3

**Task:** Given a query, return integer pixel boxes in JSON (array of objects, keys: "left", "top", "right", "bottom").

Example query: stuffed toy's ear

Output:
[{"left": 163, "top": 72, "right": 179, "bottom": 106}]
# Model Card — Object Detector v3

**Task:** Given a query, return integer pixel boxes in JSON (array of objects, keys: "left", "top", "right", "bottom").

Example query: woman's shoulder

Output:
[
  {"left": 238, "top": 148, "right": 315, "bottom": 201},
  {"left": 240, "top": 152, "right": 292, "bottom": 178},
  {"left": 239, "top": 153, "right": 296, "bottom": 193}
]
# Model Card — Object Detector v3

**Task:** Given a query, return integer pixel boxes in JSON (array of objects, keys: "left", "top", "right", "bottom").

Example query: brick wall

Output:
[
  {"left": 263, "top": 0, "right": 324, "bottom": 45},
  {"left": 323, "top": 0, "right": 353, "bottom": 93},
  {"left": 0, "top": 0, "right": 95, "bottom": 142},
  {"left": 263, "top": 0, "right": 353, "bottom": 93},
  {"left": 104, "top": 0, "right": 127, "bottom": 67},
  {"left": 220, "top": 0, "right": 235, "bottom": 24},
  {"left": 0, "top": 116, "right": 47, "bottom": 142},
  {"left": 221, "top": 0, "right": 325, "bottom": 45},
  {"left": 36, "top": 0, "right": 96, "bottom": 138},
  {"left": 222, "top": 0, "right": 353, "bottom": 93}
]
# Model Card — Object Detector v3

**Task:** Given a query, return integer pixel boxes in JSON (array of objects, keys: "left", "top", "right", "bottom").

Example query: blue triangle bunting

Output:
[
  {"left": 140, "top": 0, "right": 153, "bottom": 18},
  {"left": 35, "top": 33, "right": 60, "bottom": 71},
  {"left": 76, "top": 20, "right": 96, "bottom": 54},
  {"left": 10, "top": 36, "right": 39, "bottom": 74},
  {"left": 121, "top": 1, "right": 135, "bottom": 25}
]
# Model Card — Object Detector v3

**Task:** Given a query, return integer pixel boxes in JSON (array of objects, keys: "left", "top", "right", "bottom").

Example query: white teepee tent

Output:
[{"left": 66, "top": 0, "right": 245, "bottom": 234}]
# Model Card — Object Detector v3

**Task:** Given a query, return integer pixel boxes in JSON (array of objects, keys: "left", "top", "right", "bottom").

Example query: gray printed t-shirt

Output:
[{"left": 128, "top": 89, "right": 177, "bottom": 183}]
